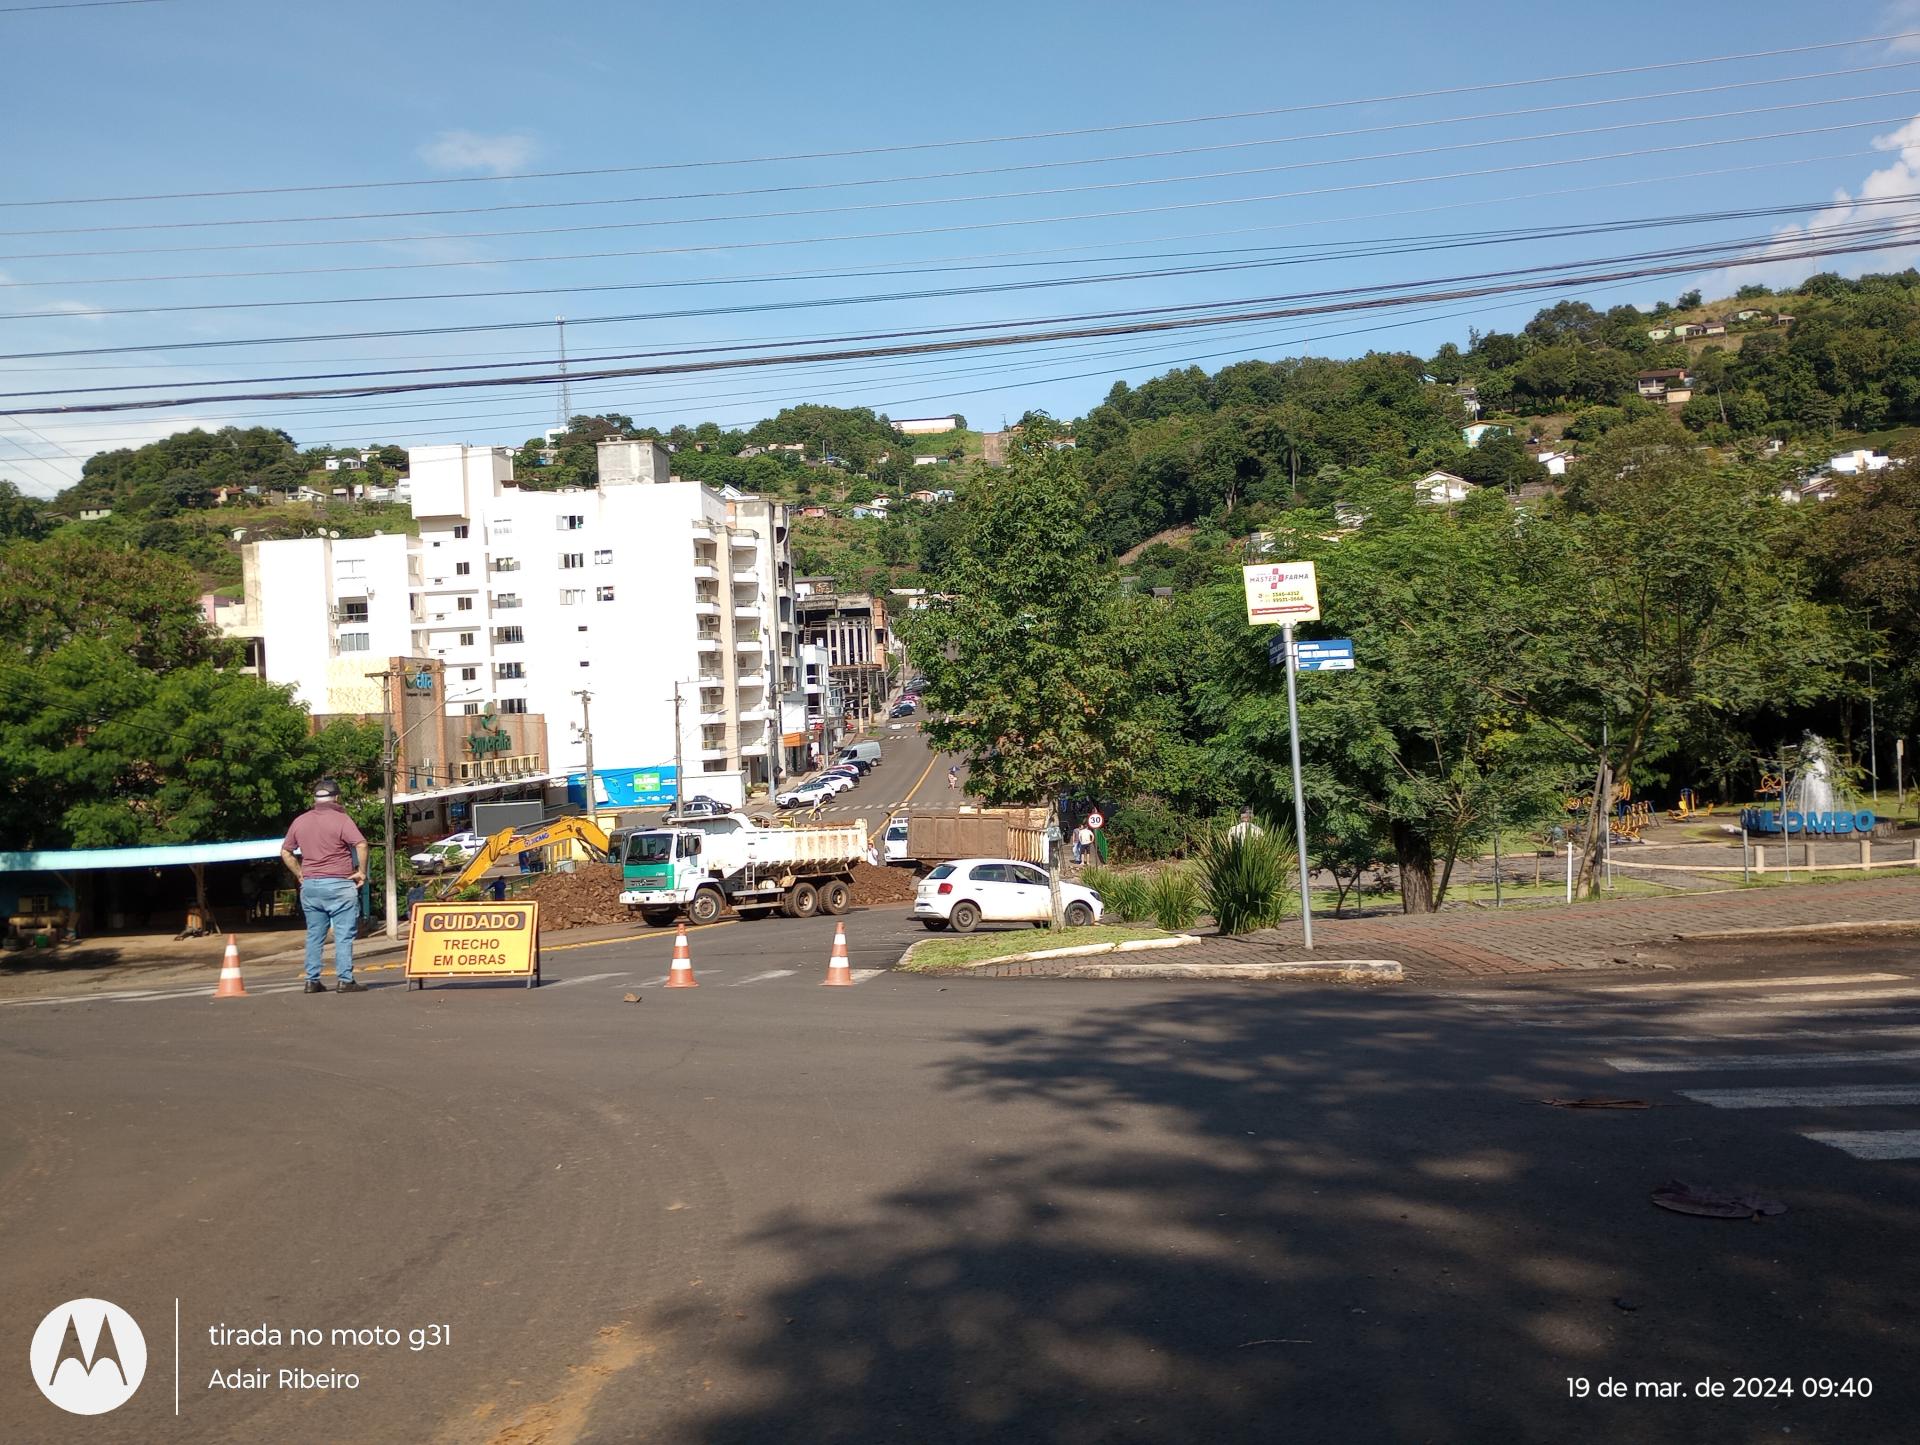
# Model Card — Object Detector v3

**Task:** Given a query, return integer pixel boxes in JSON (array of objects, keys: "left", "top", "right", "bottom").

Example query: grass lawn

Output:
[{"left": 899, "top": 923, "right": 1178, "bottom": 971}]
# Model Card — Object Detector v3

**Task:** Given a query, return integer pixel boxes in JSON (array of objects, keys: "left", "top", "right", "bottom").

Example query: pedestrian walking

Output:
[
  {"left": 809, "top": 793, "right": 825, "bottom": 823},
  {"left": 948, "top": 765, "right": 960, "bottom": 792},
  {"left": 1072, "top": 821, "right": 1095, "bottom": 868},
  {"left": 1228, "top": 807, "right": 1264, "bottom": 843},
  {"left": 279, "top": 779, "right": 370, "bottom": 994}
]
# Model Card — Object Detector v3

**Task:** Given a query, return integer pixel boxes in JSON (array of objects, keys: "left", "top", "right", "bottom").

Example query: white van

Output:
[{"left": 837, "top": 742, "right": 882, "bottom": 766}]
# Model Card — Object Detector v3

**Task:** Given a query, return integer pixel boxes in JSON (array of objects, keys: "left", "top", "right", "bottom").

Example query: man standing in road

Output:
[
  {"left": 1072, "top": 820, "right": 1095, "bottom": 868},
  {"left": 280, "top": 779, "right": 370, "bottom": 994}
]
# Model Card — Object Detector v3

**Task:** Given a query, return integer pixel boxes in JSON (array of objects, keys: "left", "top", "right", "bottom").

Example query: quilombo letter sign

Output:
[
  {"left": 1242, "top": 561, "right": 1321, "bottom": 625},
  {"left": 405, "top": 901, "right": 541, "bottom": 988}
]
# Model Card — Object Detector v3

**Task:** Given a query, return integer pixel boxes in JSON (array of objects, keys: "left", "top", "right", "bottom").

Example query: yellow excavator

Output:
[{"left": 436, "top": 815, "right": 611, "bottom": 897}]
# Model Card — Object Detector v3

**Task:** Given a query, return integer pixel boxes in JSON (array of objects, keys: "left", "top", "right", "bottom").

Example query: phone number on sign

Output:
[{"left": 1568, "top": 1378, "right": 1873, "bottom": 1400}]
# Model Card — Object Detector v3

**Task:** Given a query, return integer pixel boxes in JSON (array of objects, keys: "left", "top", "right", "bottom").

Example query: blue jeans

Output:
[{"left": 300, "top": 878, "right": 361, "bottom": 983}]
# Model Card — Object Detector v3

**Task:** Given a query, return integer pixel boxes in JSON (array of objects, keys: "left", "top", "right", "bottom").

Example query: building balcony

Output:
[
  {"left": 695, "top": 634, "right": 721, "bottom": 652},
  {"left": 739, "top": 705, "right": 777, "bottom": 723},
  {"left": 729, "top": 533, "right": 756, "bottom": 551},
  {"left": 699, "top": 707, "right": 726, "bottom": 726},
  {"left": 694, "top": 600, "right": 721, "bottom": 618},
  {"left": 732, "top": 567, "right": 759, "bottom": 584},
  {"left": 493, "top": 596, "right": 523, "bottom": 610},
  {"left": 733, "top": 600, "right": 763, "bottom": 619},
  {"left": 692, "top": 562, "right": 718, "bottom": 581},
  {"left": 735, "top": 637, "right": 768, "bottom": 655},
  {"left": 738, "top": 739, "right": 770, "bottom": 756}
]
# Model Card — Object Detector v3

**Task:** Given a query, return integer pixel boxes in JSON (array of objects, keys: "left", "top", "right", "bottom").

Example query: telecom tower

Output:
[{"left": 555, "top": 316, "right": 573, "bottom": 432}]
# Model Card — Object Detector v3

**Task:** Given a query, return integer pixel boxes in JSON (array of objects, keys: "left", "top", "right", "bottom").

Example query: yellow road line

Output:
[
  {"left": 872, "top": 751, "right": 940, "bottom": 844},
  {"left": 542, "top": 920, "right": 738, "bottom": 954}
]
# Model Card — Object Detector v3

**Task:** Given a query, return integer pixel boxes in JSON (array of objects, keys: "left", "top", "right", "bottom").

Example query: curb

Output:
[
  {"left": 898, "top": 932, "right": 1199, "bottom": 971},
  {"left": 1672, "top": 919, "right": 1920, "bottom": 943},
  {"left": 1053, "top": 958, "right": 1404, "bottom": 983}
]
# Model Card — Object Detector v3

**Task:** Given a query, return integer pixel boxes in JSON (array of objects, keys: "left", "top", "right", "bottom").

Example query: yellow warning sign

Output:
[{"left": 405, "top": 902, "right": 541, "bottom": 988}]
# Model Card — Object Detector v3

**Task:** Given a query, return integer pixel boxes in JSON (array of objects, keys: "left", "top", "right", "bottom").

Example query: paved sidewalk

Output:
[{"left": 968, "top": 877, "right": 1920, "bottom": 982}]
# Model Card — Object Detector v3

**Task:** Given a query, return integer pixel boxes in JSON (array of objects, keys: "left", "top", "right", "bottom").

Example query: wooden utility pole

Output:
[
  {"left": 670, "top": 681, "right": 685, "bottom": 814},
  {"left": 573, "top": 688, "right": 597, "bottom": 828}
]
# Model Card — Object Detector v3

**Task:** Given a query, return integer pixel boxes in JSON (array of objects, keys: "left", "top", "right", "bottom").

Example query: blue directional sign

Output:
[{"left": 1296, "top": 638, "right": 1357, "bottom": 672}]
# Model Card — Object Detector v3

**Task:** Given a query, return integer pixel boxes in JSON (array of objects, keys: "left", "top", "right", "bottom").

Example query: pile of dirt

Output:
[
  {"left": 519, "top": 864, "right": 627, "bottom": 930},
  {"left": 849, "top": 860, "right": 917, "bottom": 906}
]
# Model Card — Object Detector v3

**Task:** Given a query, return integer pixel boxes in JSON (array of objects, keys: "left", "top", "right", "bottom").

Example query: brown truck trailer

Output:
[{"left": 905, "top": 807, "right": 1051, "bottom": 871}]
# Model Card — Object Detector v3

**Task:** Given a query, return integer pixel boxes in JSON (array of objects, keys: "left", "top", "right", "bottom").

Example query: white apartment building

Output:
[{"left": 235, "top": 439, "right": 798, "bottom": 799}]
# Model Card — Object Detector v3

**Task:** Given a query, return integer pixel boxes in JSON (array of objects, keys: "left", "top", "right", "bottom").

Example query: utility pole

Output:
[
  {"left": 1282, "top": 622, "right": 1314, "bottom": 949},
  {"left": 670, "top": 681, "right": 685, "bottom": 814},
  {"left": 365, "top": 666, "right": 400, "bottom": 941},
  {"left": 573, "top": 688, "right": 597, "bottom": 828},
  {"left": 1866, "top": 611, "right": 1879, "bottom": 803}
]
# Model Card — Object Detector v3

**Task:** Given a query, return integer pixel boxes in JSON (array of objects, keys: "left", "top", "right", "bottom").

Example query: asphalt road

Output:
[{"left": 4, "top": 925, "right": 1918, "bottom": 1443}]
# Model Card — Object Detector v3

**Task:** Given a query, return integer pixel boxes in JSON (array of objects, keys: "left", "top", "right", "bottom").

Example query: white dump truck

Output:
[{"left": 616, "top": 812, "right": 870, "bottom": 926}]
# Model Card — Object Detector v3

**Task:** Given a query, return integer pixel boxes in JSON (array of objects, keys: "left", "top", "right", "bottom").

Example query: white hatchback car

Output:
[
  {"left": 914, "top": 857, "right": 1104, "bottom": 932},
  {"left": 775, "top": 774, "right": 855, "bottom": 809}
]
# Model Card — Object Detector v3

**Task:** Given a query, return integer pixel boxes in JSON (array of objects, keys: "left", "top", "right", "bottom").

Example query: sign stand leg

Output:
[{"left": 1282, "top": 623, "right": 1314, "bottom": 950}]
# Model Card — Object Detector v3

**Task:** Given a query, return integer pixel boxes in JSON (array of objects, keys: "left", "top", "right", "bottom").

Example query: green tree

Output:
[
  {"left": 0, "top": 534, "right": 224, "bottom": 669},
  {"left": 901, "top": 437, "right": 1170, "bottom": 923},
  {"left": 0, "top": 479, "right": 48, "bottom": 541}
]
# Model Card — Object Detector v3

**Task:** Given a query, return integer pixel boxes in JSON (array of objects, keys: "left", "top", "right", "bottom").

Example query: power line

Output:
[
  {"left": 10, "top": 114, "right": 1914, "bottom": 327},
  {"left": 0, "top": 0, "right": 172, "bottom": 11},
  {"left": 9, "top": 28, "right": 1919, "bottom": 206},
  {"left": 13, "top": 194, "right": 1913, "bottom": 402},
  {"left": 8, "top": 89, "right": 1912, "bottom": 244},
  {"left": 0, "top": 146, "right": 1881, "bottom": 365},
  {"left": 17, "top": 220, "right": 1920, "bottom": 417}
]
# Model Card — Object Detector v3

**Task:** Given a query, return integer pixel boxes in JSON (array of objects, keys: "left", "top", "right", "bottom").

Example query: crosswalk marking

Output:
[
  {"left": 549, "top": 972, "right": 627, "bottom": 989},
  {"left": 1582, "top": 1026, "right": 1920, "bottom": 1043},
  {"left": 1679, "top": 1084, "right": 1920, "bottom": 1109},
  {"left": 1610, "top": 1048, "right": 1920, "bottom": 1073},
  {"left": 850, "top": 968, "right": 883, "bottom": 984},
  {"left": 733, "top": 969, "right": 796, "bottom": 986},
  {"left": 1801, "top": 1129, "right": 1920, "bottom": 1159},
  {"left": 1588, "top": 973, "right": 1908, "bottom": 994}
]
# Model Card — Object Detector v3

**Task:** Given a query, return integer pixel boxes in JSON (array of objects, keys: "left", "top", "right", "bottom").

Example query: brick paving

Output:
[{"left": 968, "top": 877, "right": 1920, "bottom": 982}]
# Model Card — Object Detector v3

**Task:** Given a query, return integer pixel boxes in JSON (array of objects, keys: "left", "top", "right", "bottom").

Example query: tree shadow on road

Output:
[{"left": 646, "top": 991, "right": 1917, "bottom": 1444}]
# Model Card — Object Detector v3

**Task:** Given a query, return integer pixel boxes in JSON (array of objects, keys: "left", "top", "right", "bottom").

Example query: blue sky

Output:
[{"left": 5, "top": 0, "right": 1920, "bottom": 493}]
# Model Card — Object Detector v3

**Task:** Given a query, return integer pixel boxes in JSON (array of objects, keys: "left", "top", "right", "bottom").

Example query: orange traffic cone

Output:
[
  {"left": 821, "top": 921, "right": 853, "bottom": 987},
  {"left": 213, "top": 934, "right": 248, "bottom": 999},
  {"left": 665, "top": 923, "right": 699, "bottom": 988}
]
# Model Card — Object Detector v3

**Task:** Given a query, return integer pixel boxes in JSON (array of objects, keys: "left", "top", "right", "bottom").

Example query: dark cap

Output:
[{"left": 313, "top": 779, "right": 341, "bottom": 800}]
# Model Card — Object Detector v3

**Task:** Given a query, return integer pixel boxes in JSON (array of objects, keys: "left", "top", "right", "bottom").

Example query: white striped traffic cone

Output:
[
  {"left": 665, "top": 922, "right": 699, "bottom": 988},
  {"left": 821, "top": 921, "right": 853, "bottom": 987},
  {"left": 213, "top": 933, "right": 248, "bottom": 999}
]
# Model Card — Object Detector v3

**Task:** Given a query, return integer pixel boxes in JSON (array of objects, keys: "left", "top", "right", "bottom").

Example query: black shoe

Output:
[
  {"left": 303, "top": 979, "right": 328, "bottom": 994},
  {"left": 335, "top": 979, "right": 367, "bottom": 993}
]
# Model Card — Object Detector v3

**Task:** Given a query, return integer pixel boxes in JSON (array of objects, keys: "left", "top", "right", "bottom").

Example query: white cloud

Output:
[
  {"left": 417, "top": 130, "right": 538, "bottom": 176},
  {"left": 1711, "top": 110, "right": 1920, "bottom": 294},
  {"left": 1887, "top": 0, "right": 1920, "bottom": 54}
]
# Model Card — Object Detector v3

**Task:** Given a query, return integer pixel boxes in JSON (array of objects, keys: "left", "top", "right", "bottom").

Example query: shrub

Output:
[
  {"left": 1104, "top": 797, "right": 1194, "bottom": 860},
  {"left": 1082, "top": 865, "right": 1150, "bottom": 923},
  {"left": 1199, "top": 828, "right": 1298, "bottom": 936},
  {"left": 1144, "top": 865, "right": 1203, "bottom": 931}
]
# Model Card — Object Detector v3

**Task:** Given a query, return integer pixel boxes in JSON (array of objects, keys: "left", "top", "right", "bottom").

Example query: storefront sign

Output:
[{"left": 1242, "top": 561, "right": 1321, "bottom": 625}]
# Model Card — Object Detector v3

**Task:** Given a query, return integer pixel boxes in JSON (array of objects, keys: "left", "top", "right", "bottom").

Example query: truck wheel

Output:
[
  {"left": 688, "top": 888, "right": 724, "bottom": 926},
  {"left": 948, "top": 901, "right": 980, "bottom": 933},
  {"left": 784, "top": 882, "right": 820, "bottom": 918},
  {"left": 640, "top": 908, "right": 676, "bottom": 928},
  {"left": 1064, "top": 901, "right": 1094, "bottom": 928},
  {"left": 819, "top": 879, "right": 852, "bottom": 915}
]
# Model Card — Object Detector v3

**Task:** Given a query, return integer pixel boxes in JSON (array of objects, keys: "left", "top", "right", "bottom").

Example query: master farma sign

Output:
[{"left": 1242, "top": 561, "right": 1320, "bottom": 625}]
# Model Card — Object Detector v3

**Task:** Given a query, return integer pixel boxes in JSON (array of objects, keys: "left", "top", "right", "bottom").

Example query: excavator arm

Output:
[{"left": 438, "top": 815, "right": 610, "bottom": 897}]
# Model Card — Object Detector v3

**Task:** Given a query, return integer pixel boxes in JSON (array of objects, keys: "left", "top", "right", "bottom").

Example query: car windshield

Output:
[
  {"left": 623, "top": 834, "right": 674, "bottom": 864},
  {"left": 887, "top": 822, "right": 908, "bottom": 838},
  {"left": 926, "top": 864, "right": 955, "bottom": 879}
]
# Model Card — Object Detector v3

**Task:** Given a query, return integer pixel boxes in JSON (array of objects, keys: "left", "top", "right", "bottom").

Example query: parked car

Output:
[
  {"left": 409, "top": 831, "right": 485, "bottom": 872},
  {"left": 668, "top": 796, "right": 729, "bottom": 819},
  {"left": 889, "top": 701, "right": 918, "bottom": 719},
  {"left": 776, "top": 775, "right": 855, "bottom": 809},
  {"left": 837, "top": 742, "right": 882, "bottom": 766},
  {"left": 822, "top": 764, "right": 862, "bottom": 784},
  {"left": 913, "top": 857, "right": 1104, "bottom": 932},
  {"left": 883, "top": 816, "right": 912, "bottom": 865}
]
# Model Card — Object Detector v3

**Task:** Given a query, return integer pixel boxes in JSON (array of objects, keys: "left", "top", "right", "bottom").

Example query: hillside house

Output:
[
  {"left": 1825, "top": 449, "right": 1895, "bottom": 475},
  {"left": 1646, "top": 327, "right": 1674, "bottom": 341},
  {"left": 1637, "top": 369, "right": 1695, "bottom": 404},
  {"left": 1536, "top": 449, "right": 1573, "bottom": 477},
  {"left": 1415, "top": 470, "right": 1473, "bottom": 505},
  {"left": 799, "top": 506, "right": 830, "bottom": 519},
  {"left": 1462, "top": 422, "right": 1512, "bottom": 448},
  {"left": 891, "top": 416, "right": 961, "bottom": 436},
  {"left": 1733, "top": 308, "right": 1767, "bottom": 322}
]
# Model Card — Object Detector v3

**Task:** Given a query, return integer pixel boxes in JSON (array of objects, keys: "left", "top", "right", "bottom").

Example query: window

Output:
[
  {"left": 580, "top": 659, "right": 591, "bottom": 667},
  {"left": 969, "top": 864, "right": 1011, "bottom": 883},
  {"left": 493, "top": 518, "right": 513, "bottom": 536},
  {"left": 338, "top": 632, "right": 370, "bottom": 653},
  {"left": 455, "top": 561, "right": 470, "bottom": 576},
  {"left": 456, "top": 596, "right": 474, "bottom": 612},
  {"left": 338, "top": 599, "right": 368, "bottom": 623},
  {"left": 453, "top": 525, "right": 469, "bottom": 539},
  {"left": 499, "top": 698, "right": 528, "bottom": 714},
  {"left": 560, "top": 552, "right": 585, "bottom": 569},
  {"left": 458, "top": 631, "right": 475, "bottom": 647},
  {"left": 559, "top": 589, "right": 586, "bottom": 606},
  {"left": 558, "top": 514, "right": 584, "bottom": 531},
  {"left": 460, "top": 667, "right": 477, "bottom": 682},
  {"left": 1011, "top": 864, "right": 1049, "bottom": 887},
  {"left": 594, "top": 548, "right": 613, "bottom": 565},
  {"left": 496, "top": 662, "right": 524, "bottom": 679},
  {"left": 596, "top": 585, "right": 615, "bottom": 602},
  {"left": 495, "top": 626, "right": 524, "bottom": 644},
  {"left": 463, "top": 703, "right": 480, "bottom": 715}
]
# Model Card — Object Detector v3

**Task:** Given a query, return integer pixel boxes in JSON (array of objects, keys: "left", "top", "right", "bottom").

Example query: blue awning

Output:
[{"left": 0, "top": 838, "right": 286, "bottom": 873}]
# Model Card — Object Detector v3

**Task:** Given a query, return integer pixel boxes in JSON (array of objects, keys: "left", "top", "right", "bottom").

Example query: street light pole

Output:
[
  {"left": 671, "top": 681, "right": 685, "bottom": 815},
  {"left": 573, "top": 688, "right": 597, "bottom": 829},
  {"left": 1282, "top": 622, "right": 1314, "bottom": 950},
  {"left": 365, "top": 666, "right": 400, "bottom": 941}
]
